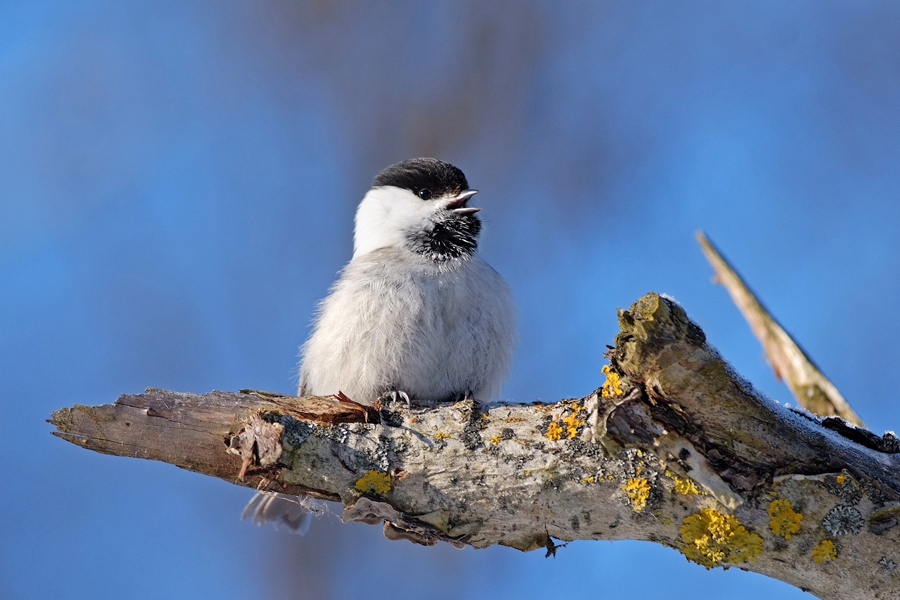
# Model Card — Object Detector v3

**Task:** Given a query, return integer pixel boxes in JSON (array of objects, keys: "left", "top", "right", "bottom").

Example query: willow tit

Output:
[{"left": 244, "top": 158, "right": 517, "bottom": 530}]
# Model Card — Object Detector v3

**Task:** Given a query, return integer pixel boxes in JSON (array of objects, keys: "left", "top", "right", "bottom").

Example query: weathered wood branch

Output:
[
  {"left": 50, "top": 293, "right": 900, "bottom": 599},
  {"left": 697, "top": 231, "right": 863, "bottom": 426}
]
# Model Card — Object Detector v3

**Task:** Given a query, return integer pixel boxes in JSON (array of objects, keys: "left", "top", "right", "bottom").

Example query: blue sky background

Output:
[{"left": 4, "top": 1, "right": 900, "bottom": 599}]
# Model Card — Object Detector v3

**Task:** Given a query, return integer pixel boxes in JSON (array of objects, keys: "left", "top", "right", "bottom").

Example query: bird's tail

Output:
[{"left": 241, "top": 492, "right": 327, "bottom": 535}]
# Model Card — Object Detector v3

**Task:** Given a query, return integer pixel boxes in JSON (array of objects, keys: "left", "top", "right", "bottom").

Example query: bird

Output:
[{"left": 244, "top": 157, "right": 517, "bottom": 531}]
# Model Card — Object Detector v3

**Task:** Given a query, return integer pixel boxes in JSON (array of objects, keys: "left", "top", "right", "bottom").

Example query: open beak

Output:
[{"left": 445, "top": 189, "right": 480, "bottom": 215}]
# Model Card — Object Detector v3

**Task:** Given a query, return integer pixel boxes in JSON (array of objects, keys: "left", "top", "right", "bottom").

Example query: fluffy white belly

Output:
[{"left": 299, "top": 247, "right": 515, "bottom": 405}]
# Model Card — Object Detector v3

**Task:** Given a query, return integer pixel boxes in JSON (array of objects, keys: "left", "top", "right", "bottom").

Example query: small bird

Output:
[{"left": 244, "top": 158, "right": 517, "bottom": 530}]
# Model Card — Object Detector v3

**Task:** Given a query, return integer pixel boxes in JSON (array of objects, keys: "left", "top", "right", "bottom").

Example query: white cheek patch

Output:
[{"left": 353, "top": 187, "right": 436, "bottom": 257}]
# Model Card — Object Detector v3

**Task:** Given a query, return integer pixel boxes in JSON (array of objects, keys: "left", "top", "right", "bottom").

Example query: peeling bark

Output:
[{"left": 50, "top": 293, "right": 900, "bottom": 600}]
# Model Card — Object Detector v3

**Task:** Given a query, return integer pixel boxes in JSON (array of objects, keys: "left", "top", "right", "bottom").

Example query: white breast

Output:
[{"left": 299, "top": 248, "right": 516, "bottom": 405}]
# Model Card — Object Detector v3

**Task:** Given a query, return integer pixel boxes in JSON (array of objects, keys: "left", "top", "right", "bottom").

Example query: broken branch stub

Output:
[
  {"left": 609, "top": 293, "right": 898, "bottom": 498},
  {"left": 696, "top": 231, "right": 863, "bottom": 426},
  {"left": 49, "top": 293, "right": 900, "bottom": 600}
]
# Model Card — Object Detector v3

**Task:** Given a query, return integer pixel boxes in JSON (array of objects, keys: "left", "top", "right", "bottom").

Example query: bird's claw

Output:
[
  {"left": 452, "top": 389, "right": 475, "bottom": 402},
  {"left": 388, "top": 390, "right": 412, "bottom": 408}
]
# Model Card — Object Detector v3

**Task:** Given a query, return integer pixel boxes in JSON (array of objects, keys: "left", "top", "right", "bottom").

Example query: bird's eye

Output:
[{"left": 417, "top": 189, "right": 433, "bottom": 200}]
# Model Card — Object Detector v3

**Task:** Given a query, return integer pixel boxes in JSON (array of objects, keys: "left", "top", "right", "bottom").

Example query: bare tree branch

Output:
[
  {"left": 50, "top": 293, "right": 899, "bottom": 599},
  {"left": 696, "top": 231, "right": 863, "bottom": 426}
]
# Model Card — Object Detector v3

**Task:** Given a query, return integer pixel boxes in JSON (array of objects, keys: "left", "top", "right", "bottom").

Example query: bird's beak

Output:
[{"left": 446, "top": 189, "right": 480, "bottom": 215}]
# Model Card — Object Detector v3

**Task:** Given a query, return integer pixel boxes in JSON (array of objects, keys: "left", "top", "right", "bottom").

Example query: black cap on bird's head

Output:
[{"left": 373, "top": 158, "right": 469, "bottom": 201}]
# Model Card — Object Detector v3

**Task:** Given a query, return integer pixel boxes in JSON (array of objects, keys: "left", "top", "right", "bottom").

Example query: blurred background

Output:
[{"left": 3, "top": 1, "right": 900, "bottom": 598}]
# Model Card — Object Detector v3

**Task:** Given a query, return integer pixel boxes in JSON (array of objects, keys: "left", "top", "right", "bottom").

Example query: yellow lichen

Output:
[
  {"left": 355, "top": 470, "right": 391, "bottom": 495},
  {"left": 435, "top": 432, "right": 450, "bottom": 441},
  {"left": 674, "top": 476, "right": 703, "bottom": 496},
  {"left": 546, "top": 422, "right": 563, "bottom": 441},
  {"left": 563, "top": 413, "right": 585, "bottom": 438},
  {"left": 666, "top": 467, "right": 706, "bottom": 496},
  {"left": 490, "top": 434, "right": 500, "bottom": 444},
  {"left": 836, "top": 473, "right": 846, "bottom": 484},
  {"left": 680, "top": 508, "right": 763, "bottom": 568},
  {"left": 601, "top": 364, "right": 623, "bottom": 397},
  {"left": 623, "top": 477, "right": 651, "bottom": 511},
  {"left": 571, "top": 402, "right": 585, "bottom": 412},
  {"left": 767, "top": 498, "right": 803, "bottom": 539},
  {"left": 812, "top": 539, "right": 837, "bottom": 563},
  {"left": 582, "top": 476, "right": 595, "bottom": 484}
]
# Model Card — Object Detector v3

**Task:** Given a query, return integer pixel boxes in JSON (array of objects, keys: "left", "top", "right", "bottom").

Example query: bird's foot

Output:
[
  {"left": 386, "top": 390, "right": 412, "bottom": 408},
  {"left": 451, "top": 389, "right": 475, "bottom": 403}
]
